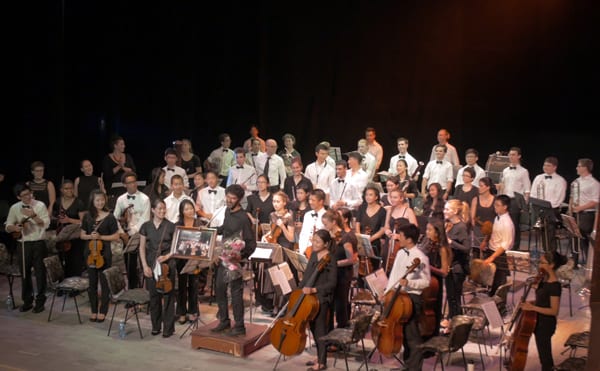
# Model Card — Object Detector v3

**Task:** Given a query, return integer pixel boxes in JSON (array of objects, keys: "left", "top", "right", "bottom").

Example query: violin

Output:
[
  {"left": 507, "top": 270, "right": 545, "bottom": 371},
  {"left": 371, "top": 258, "right": 421, "bottom": 357},
  {"left": 87, "top": 238, "right": 105, "bottom": 269},
  {"left": 270, "top": 254, "right": 331, "bottom": 356},
  {"left": 304, "top": 225, "right": 317, "bottom": 259},
  {"left": 266, "top": 221, "right": 283, "bottom": 244},
  {"left": 155, "top": 262, "right": 173, "bottom": 294},
  {"left": 385, "top": 221, "right": 402, "bottom": 274}
]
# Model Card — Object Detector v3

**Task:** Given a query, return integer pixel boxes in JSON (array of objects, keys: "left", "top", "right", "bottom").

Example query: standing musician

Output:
[
  {"left": 421, "top": 144, "right": 454, "bottom": 201},
  {"left": 298, "top": 189, "right": 327, "bottom": 256},
  {"left": 246, "top": 174, "right": 274, "bottom": 239},
  {"left": 226, "top": 147, "right": 257, "bottom": 209},
  {"left": 102, "top": 135, "right": 136, "bottom": 201},
  {"left": 396, "top": 159, "right": 420, "bottom": 208},
  {"left": 142, "top": 167, "right": 169, "bottom": 205},
  {"left": 175, "top": 199, "right": 202, "bottom": 325},
  {"left": 455, "top": 148, "right": 486, "bottom": 189},
  {"left": 5, "top": 183, "right": 50, "bottom": 313},
  {"left": 519, "top": 251, "right": 567, "bottom": 371},
  {"left": 421, "top": 183, "right": 445, "bottom": 222},
  {"left": 322, "top": 209, "right": 357, "bottom": 330},
  {"left": 529, "top": 156, "right": 567, "bottom": 253},
  {"left": 196, "top": 171, "right": 226, "bottom": 227},
  {"left": 388, "top": 137, "right": 420, "bottom": 180},
  {"left": 74, "top": 159, "right": 105, "bottom": 208},
  {"left": 329, "top": 160, "right": 362, "bottom": 211},
  {"left": 481, "top": 195, "right": 514, "bottom": 296},
  {"left": 302, "top": 229, "right": 337, "bottom": 371},
  {"left": 443, "top": 199, "right": 471, "bottom": 321},
  {"left": 381, "top": 175, "right": 401, "bottom": 207},
  {"left": 289, "top": 183, "right": 312, "bottom": 249},
  {"left": 418, "top": 219, "right": 451, "bottom": 338},
  {"left": 471, "top": 177, "right": 498, "bottom": 257},
  {"left": 113, "top": 172, "right": 151, "bottom": 289},
  {"left": 80, "top": 189, "right": 120, "bottom": 322},
  {"left": 384, "top": 223, "right": 431, "bottom": 371},
  {"left": 570, "top": 158, "right": 599, "bottom": 267},
  {"left": 212, "top": 184, "right": 256, "bottom": 337},
  {"left": 139, "top": 199, "right": 177, "bottom": 337},
  {"left": 355, "top": 185, "right": 387, "bottom": 270},
  {"left": 384, "top": 188, "right": 418, "bottom": 272},
  {"left": 453, "top": 167, "right": 479, "bottom": 205}
]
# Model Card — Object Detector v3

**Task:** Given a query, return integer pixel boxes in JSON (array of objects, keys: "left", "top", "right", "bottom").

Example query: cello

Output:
[
  {"left": 385, "top": 220, "right": 402, "bottom": 274},
  {"left": 418, "top": 268, "right": 439, "bottom": 339},
  {"left": 270, "top": 254, "right": 331, "bottom": 356},
  {"left": 506, "top": 270, "right": 545, "bottom": 371},
  {"left": 371, "top": 258, "right": 421, "bottom": 357}
]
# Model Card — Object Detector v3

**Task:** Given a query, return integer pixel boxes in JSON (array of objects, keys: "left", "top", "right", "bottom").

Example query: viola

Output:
[
  {"left": 87, "top": 239, "right": 105, "bottom": 269},
  {"left": 266, "top": 222, "right": 283, "bottom": 244},
  {"left": 507, "top": 270, "right": 545, "bottom": 371},
  {"left": 358, "top": 225, "right": 374, "bottom": 276},
  {"left": 155, "top": 262, "right": 173, "bottom": 294},
  {"left": 371, "top": 258, "right": 421, "bottom": 357},
  {"left": 270, "top": 254, "right": 331, "bottom": 356}
]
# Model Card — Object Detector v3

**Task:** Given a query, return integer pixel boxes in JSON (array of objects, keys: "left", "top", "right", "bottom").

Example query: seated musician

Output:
[
  {"left": 384, "top": 224, "right": 431, "bottom": 371},
  {"left": 303, "top": 229, "right": 337, "bottom": 371},
  {"left": 519, "top": 251, "right": 567, "bottom": 371}
]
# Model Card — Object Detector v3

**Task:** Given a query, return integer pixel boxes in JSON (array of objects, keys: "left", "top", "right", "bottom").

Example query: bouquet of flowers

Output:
[{"left": 220, "top": 237, "right": 245, "bottom": 272}]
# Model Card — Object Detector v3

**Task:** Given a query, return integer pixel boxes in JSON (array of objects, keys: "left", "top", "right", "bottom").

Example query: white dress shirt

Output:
[
  {"left": 329, "top": 177, "right": 362, "bottom": 209},
  {"left": 207, "top": 147, "right": 235, "bottom": 177},
  {"left": 246, "top": 150, "right": 267, "bottom": 174},
  {"left": 345, "top": 168, "right": 369, "bottom": 196},
  {"left": 305, "top": 161, "right": 335, "bottom": 194},
  {"left": 422, "top": 159, "right": 454, "bottom": 190},
  {"left": 263, "top": 153, "right": 287, "bottom": 188},
  {"left": 298, "top": 208, "right": 326, "bottom": 255},
  {"left": 164, "top": 192, "right": 194, "bottom": 223},
  {"left": 490, "top": 212, "right": 514, "bottom": 252},
  {"left": 5, "top": 199, "right": 50, "bottom": 241},
  {"left": 388, "top": 152, "right": 419, "bottom": 177},
  {"left": 429, "top": 143, "right": 460, "bottom": 168},
  {"left": 455, "top": 164, "right": 486, "bottom": 187},
  {"left": 530, "top": 172, "right": 567, "bottom": 208},
  {"left": 361, "top": 152, "right": 377, "bottom": 180},
  {"left": 198, "top": 186, "right": 226, "bottom": 216},
  {"left": 226, "top": 164, "right": 257, "bottom": 196},
  {"left": 501, "top": 164, "right": 531, "bottom": 198},
  {"left": 163, "top": 165, "right": 189, "bottom": 190},
  {"left": 384, "top": 246, "right": 430, "bottom": 296},
  {"left": 574, "top": 174, "right": 600, "bottom": 212},
  {"left": 113, "top": 190, "right": 151, "bottom": 235}
]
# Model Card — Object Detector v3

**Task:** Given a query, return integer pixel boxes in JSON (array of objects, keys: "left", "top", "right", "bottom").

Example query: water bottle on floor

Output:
[
  {"left": 6, "top": 295, "right": 13, "bottom": 310},
  {"left": 119, "top": 321, "right": 126, "bottom": 339}
]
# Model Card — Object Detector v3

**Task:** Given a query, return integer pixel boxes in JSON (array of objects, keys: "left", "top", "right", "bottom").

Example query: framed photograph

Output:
[{"left": 170, "top": 226, "right": 217, "bottom": 261}]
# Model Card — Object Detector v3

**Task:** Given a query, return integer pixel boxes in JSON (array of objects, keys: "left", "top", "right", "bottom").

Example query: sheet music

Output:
[
  {"left": 283, "top": 248, "right": 308, "bottom": 272},
  {"left": 481, "top": 300, "right": 504, "bottom": 329},
  {"left": 249, "top": 247, "right": 273, "bottom": 260},
  {"left": 356, "top": 233, "right": 376, "bottom": 258},
  {"left": 364, "top": 268, "right": 388, "bottom": 300},
  {"left": 268, "top": 262, "right": 295, "bottom": 295}
]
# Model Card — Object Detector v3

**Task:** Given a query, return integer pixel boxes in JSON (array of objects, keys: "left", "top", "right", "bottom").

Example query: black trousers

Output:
[
  {"left": 146, "top": 259, "right": 177, "bottom": 335},
  {"left": 176, "top": 259, "right": 199, "bottom": 316},
  {"left": 62, "top": 239, "right": 85, "bottom": 277},
  {"left": 484, "top": 250, "right": 508, "bottom": 297},
  {"left": 403, "top": 293, "right": 424, "bottom": 371},
  {"left": 88, "top": 265, "right": 110, "bottom": 314},
  {"left": 215, "top": 264, "right": 245, "bottom": 329},
  {"left": 125, "top": 251, "right": 140, "bottom": 289},
  {"left": 445, "top": 270, "right": 466, "bottom": 319},
  {"left": 310, "top": 299, "right": 332, "bottom": 366},
  {"left": 330, "top": 270, "right": 352, "bottom": 330},
  {"left": 18, "top": 240, "right": 47, "bottom": 306},
  {"left": 509, "top": 198, "right": 522, "bottom": 250},
  {"left": 535, "top": 316, "right": 557, "bottom": 371}
]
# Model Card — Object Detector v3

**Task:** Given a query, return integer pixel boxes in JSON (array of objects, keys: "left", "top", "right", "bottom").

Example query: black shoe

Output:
[
  {"left": 227, "top": 327, "right": 246, "bottom": 336},
  {"left": 151, "top": 330, "right": 161, "bottom": 336},
  {"left": 423, "top": 350, "right": 436, "bottom": 359},
  {"left": 162, "top": 332, "right": 173, "bottom": 338},
  {"left": 19, "top": 304, "right": 33, "bottom": 312},
  {"left": 32, "top": 304, "right": 45, "bottom": 314},
  {"left": 211, "top": 321, "right": 231, "bottom": 333}
]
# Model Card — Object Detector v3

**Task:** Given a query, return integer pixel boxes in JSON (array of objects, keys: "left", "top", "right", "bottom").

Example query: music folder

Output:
[
  {"left": 267, "top": 262, "right": 297, "bottom": 296},
  {"left": 364, "top": 268, "right": 388, "bottom": 301},
  {"left": 529, "top": 196, "right": 558, "bottom": 223},
  {"left": 282, "top": 248, "right": 308, "bottom": 273},
  {"left": 356, "top": 233, "right": 377, "bottom": 259}
]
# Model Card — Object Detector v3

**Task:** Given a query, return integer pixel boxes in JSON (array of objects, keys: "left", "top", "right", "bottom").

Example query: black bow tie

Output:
[
  {"left": 311, "top": 212, "right": 318, "bottom": 218},
  {"left": 436, "top": 161, "right": 443, "bottom": 164},
  {"left": 208, "top": 190, "right": 217, "bottom": 194},
  {"left": 236, "top": 166, "right": 244, "bottom": 169},
  {"left": 338, "top": 179, "right": 344, "bottom": 183},
  {"left": 127, "top": 195, "right": 135, "bottom": 200},
  {"left": 509, "top": 166, "right": 517, "bottom": 170},
  {"left": 398, "top": 156, "right": 405, "bottom": 159},
  {"left": 252, "top": 153, "right": 257, "bottom": 156},
  {"left": 545, "top": 175, "right": 552, "bottom": 179},
  {"left": 403, "top": 248, "right": 409, "bottom": 256},
  {"left": 167, "top": 168, "right": 175, "bottom": 172},
  {"left": 223, "top": 148, "right": 228, "bottom": 152},
  {"left": 496, "top": 215, "right": 500, "bottom": 221}
]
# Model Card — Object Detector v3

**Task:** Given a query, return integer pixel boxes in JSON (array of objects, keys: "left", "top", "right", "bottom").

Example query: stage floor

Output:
[{"left": 0, "top": 232, "right": 591, "bottom": 370}]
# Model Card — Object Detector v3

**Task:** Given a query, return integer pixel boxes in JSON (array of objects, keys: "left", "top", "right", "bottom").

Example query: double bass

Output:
[
  {"left": 371, "top": 258, "right": 421, "bottom": 357},
  {"left": 270, "top": 254, "right": 331, "bottom": 356},
  {"left": 506, "top": 270, "right": 545, "bottom": 371}
]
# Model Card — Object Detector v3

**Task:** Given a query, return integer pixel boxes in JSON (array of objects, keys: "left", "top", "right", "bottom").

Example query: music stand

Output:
[
  {"left": 529, "top": 196, "right": 557, "bottom": 252},
  {"left": 356, "top": 233, "right": 381, "bottom": 276}
]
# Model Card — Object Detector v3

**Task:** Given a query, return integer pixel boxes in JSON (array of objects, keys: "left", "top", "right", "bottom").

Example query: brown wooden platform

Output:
[{"left": 191, "top": 320, "right": 272, "bottom": 357}]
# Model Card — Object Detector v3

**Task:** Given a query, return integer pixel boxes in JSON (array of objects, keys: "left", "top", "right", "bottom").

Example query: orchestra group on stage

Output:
[{"left": 2, "top": 125, "right": 598, "bottom": 371}]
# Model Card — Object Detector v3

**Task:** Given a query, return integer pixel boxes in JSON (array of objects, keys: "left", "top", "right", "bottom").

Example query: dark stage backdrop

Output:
[{"left": 13, "top": 1, "right": 597, "bottom": 202}]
